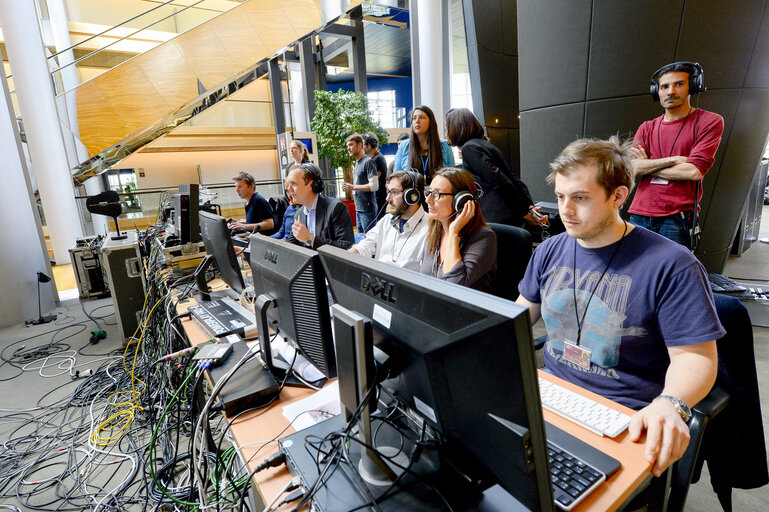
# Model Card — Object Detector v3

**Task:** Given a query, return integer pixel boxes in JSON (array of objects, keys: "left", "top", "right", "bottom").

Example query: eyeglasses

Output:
[
  {"left": 424, "top": 189, "right": 455, "bottom": 201},
  {"left": 386, "top": 189, "right": 403, "bottom": 197}
]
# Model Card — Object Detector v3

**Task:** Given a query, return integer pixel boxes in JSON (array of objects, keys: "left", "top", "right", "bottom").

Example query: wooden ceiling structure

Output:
[{"left": 73, "top": 0, "right": 321, "bottom": 157}]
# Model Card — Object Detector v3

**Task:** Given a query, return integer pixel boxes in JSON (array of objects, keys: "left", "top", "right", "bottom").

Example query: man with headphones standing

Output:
[
  {"left": 286, "top": 163, "right": 355, "bottom": 249},
  {"left": 349, "top": 170, "right": 429, "bottom": 271},
  {"left": 628, "top": 62, "right": 724, "bottom": 249}
]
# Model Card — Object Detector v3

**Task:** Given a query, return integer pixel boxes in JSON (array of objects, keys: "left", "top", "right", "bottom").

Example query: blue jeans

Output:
[
  {"left": 356, "top": 210, "right": 377, "bottom": 234},
  {"left": 630, "top": 212, "right": 693, "bottom": 249}
]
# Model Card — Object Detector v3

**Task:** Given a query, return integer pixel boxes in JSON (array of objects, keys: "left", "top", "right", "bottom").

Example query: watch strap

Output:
[{"left": 655, "top": 395, "right": 692, "bottom": 422}]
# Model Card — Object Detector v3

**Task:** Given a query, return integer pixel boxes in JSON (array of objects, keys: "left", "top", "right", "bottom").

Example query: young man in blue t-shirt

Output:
[{"left": 517, "top": 136, "right": 723, "bottom": 478}]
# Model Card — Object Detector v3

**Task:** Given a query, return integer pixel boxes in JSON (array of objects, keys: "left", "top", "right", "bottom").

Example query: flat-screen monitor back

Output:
[
  {"left": 248, "top": 235, "right": 336, "bottom": 379},
  {"left": 317, "top": 245, "right": 552, "bottom": 511},
  {"left": 199, "top": 211, "right": 245, "bottom": 295}
]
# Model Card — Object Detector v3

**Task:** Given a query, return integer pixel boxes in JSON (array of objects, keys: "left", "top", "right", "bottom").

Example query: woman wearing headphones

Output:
[
  {"left": 444, "top": 108, "right": 547, "bottom": 227},
  {"left": 393, "top": 105, "right": 455, "bottom": 179},
  {"left": 419, "top": 167, "right": 496, "bottom": 293}
]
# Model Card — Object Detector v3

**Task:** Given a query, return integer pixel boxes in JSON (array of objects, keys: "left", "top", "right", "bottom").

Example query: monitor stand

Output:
[
  {"left": 279, "top": 411, "right": 488, "bottom": 511},
  {"left": 254, "top": 294, "right": 319, "bottom": 389},
  {"left": 331, "top": 304, "right": 404, "bottom": 485}
]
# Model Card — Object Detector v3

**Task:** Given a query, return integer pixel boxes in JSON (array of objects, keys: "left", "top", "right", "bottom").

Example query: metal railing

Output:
[{"left": 5, "top": 0, "right": 242, "bottom": 97}]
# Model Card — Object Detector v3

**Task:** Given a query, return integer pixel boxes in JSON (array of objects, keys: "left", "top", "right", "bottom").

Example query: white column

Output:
[
  {"left": 288, "top": 62, "right": 309, "bottom": 131},
  {"left": 84, "top": 176, "right": 109, "bottom": 235},
  {"left": 48, "top": 0, "right": 91, "bottom": 164},
  {"left": 320, "top": 0, "right": 347, "bottom": 24},
  {"left": 413, "top": 0, "right": 451, "bottom": 135},
  {"left": 0, "top": 62, "right": 57, "bottom": 326},
  {"left": 0, "top": 0, "right": 84, "bottom": 264}
]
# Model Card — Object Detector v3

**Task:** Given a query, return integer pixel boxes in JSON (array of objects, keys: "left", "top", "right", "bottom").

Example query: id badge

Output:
[
  {"left": 563, "top": 340, "right": 591, "bottom": 370},
  {"left": 650, "top": 176, "right": 669, "bottom": 185}
]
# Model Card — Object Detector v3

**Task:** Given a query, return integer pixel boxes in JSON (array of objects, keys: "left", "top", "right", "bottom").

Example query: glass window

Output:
[{"left": 368, "top": 89, "right": 404, "bottom": 128}]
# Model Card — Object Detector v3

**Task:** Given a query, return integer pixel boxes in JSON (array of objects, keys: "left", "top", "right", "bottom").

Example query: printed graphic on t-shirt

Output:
[{"left": 541, "top": 266, "right": 646, "bottom": 379}]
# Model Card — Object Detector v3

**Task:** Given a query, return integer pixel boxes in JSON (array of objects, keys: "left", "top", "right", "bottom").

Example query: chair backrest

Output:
[
  {"left": 663, "top": 294, "right": 767, "bottom": 512},
  {"left": 487, "top": 222, "right": 533, "bottom": 301},
  {"left": 268, "top": 195, "right": 289, "bottom": 236}
]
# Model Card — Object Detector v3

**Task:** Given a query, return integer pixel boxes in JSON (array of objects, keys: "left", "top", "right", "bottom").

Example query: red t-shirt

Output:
[{"left": 628, "top": 108, "right": 723, "bottom": 216}]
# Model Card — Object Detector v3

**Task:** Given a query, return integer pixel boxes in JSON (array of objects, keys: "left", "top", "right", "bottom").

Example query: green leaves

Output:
[{"left": 311, "top": 89, "right": 389, "bottom": 172}]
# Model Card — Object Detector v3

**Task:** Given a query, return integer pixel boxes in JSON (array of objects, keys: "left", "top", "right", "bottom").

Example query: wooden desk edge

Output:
[{"left": 539, "top": 370, "right": 653, "bottom": 511}]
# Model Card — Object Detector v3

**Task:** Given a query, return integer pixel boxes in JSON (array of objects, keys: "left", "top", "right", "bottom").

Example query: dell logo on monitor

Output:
[
  {"left": 264, "top": 250, "right": 278, "bottom": 264},
  {"left": 360, "top": 273, "right": 396, "bottom": 303}
]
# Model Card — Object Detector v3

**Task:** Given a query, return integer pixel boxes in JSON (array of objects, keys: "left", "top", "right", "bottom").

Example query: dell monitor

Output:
[
  {"left": 199, "top": 211, "right": 246, "bottom": 298},
  {"left": 317, "top": 245, "right": 553, "bottom": 511},
  {"left": 248, "top": 235, "right": 337, "bottom": 381}
]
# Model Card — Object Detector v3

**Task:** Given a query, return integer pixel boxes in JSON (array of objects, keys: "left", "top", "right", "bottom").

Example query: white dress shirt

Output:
[
  {"left": 353, "top": 208, "right": 428, "bottom": 271},
  {"left": 302, "top": 194, "right": 320, "bottom": 236}
]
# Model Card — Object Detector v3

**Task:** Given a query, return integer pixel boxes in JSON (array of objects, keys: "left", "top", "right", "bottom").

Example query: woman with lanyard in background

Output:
[
  {"left": 393, "top": 105, "right": 455, "bottom": 180},
  {"left": 419, "top": 167, "right": 496, "bottom": 293},
  {"left": 444, "top": 107, "right": 548, "bottom": 227}
]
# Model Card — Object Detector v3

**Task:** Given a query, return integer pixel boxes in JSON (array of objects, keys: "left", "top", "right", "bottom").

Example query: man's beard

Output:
[{"left": 390, "top": 201, "right": 409, "bottom": 217}]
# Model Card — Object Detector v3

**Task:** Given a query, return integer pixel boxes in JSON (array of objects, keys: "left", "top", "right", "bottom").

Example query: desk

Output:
[
  {"left": 539, "top": 372, "right": 652, "bottom": 511},
  {"left": 178, "top": 307, "right": 652, "bottom": 511}
]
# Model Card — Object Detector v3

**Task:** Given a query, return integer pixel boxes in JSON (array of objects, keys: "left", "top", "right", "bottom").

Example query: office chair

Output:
[
  {"left": 487, "top": 222, "right": 533, "bottom": 302},
  {"left": 648, "top": 293, "right": 767, "bottom": 512},
  {"left": 268, "top": 195, "right": 289, "bottom": 237}
]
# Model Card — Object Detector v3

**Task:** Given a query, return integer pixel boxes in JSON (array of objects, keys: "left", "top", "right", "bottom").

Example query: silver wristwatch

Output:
[{"left": 655, "top": 395, "right": 692, "bottom": 422}]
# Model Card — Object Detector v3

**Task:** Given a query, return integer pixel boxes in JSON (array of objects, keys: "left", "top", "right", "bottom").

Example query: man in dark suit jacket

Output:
[{"left": 285, "top": 163, "right": 354, "bottom": 249}]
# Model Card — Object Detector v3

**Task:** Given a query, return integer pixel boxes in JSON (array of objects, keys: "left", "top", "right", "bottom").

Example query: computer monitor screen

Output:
[
  {"left": 295, "top": 137, "right": 313, "bottom": 154},
  {"left": 248, "top": 235, "right": 336, "bottom": 379},
  {"left": 317, "top": 245, "right": 552, "bottom": 511},
  {"left": 199, "top": 211, "right": 245, "bottom": 295}
]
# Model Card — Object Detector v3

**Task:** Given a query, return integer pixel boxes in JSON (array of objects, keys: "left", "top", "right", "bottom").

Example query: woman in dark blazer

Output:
[{"left": 444, "top": 108, "right": 546, "bottom": 227}]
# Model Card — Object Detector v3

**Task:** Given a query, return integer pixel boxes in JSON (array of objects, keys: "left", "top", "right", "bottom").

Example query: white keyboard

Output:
[{"left": 538, "top": 377, "right": 632, "bottom": 438}]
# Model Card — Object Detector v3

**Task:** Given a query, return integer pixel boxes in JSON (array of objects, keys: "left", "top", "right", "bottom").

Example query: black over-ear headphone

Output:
[
  {"left": 402, "top": 169, "right": 421, "bottom": 206},
  {"left": 452, "top": 183, "right": 484, "bottom": 213},
  {"left": 649, "top": 61, "right": 705, "bottom": 102},
  {"left": 302, "top": 163, "right": 324, "bottom": 193}
]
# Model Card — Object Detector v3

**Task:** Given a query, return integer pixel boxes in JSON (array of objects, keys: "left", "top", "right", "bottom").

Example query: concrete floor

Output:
[{"left": 2, "top": 210, "right": 769, "bottom": 510}]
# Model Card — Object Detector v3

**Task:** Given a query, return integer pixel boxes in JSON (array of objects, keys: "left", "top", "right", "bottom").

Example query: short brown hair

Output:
[
  {"left": 288, "top": 163, "right": 321, "bottom": 186},
  {"left": 388, "top": 169, "right": 425, "bottom": 197},
  {"left": 547, "top": 136, "right": 635, "bottom": 197},
  {"left": 233, "top": 171, "right": 255, "bottom": 186},
  {"left": 444, "top": 108, "right": 487, "bottom": 147},
  {"left": 363, "top": 132, "right": 379, "bottom": 149},
  {"left": 346, "top": 134, "right": 364, "bottom": 145}
]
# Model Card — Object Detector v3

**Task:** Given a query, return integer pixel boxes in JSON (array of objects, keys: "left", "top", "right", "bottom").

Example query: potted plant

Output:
[{"left": 311, "top": 89, "right": 389, "bottom": 202}]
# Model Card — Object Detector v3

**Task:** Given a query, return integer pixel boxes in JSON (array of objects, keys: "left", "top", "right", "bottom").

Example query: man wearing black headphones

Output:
[
  {"left": 349, "top": 170, "right": 429, "bottom": 271},
  {"left": 628, "top": 62, "right": 724, "bottom": 249},
  {"left": 285, "top": 163, "right": 355, "bottom": 249}
]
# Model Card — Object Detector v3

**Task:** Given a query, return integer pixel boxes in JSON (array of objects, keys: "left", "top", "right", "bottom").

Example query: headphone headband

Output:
[
  {"left": 300, "top": 162, "right": 324, "bottom": 193},
  {"left": 649, "top": 61, "right": 705, "bottom": 101}
]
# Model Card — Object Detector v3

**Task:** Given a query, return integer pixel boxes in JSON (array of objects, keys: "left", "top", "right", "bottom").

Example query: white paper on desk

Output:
[{"left": 282, "top": 380, "right": 341, "bottom": 432}]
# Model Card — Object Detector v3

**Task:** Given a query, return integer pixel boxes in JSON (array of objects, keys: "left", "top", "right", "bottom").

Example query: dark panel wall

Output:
[
  {"left": 517, "top": 0, "right": 769, "bottom": 273},
  {"left": 463, "top": 0, "right": 520, "bottom": 175}
]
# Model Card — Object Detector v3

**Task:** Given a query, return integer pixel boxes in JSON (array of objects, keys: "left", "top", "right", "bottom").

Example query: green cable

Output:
[{"left": 148, "top": 364, "right": 200, "bottom": 508}]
